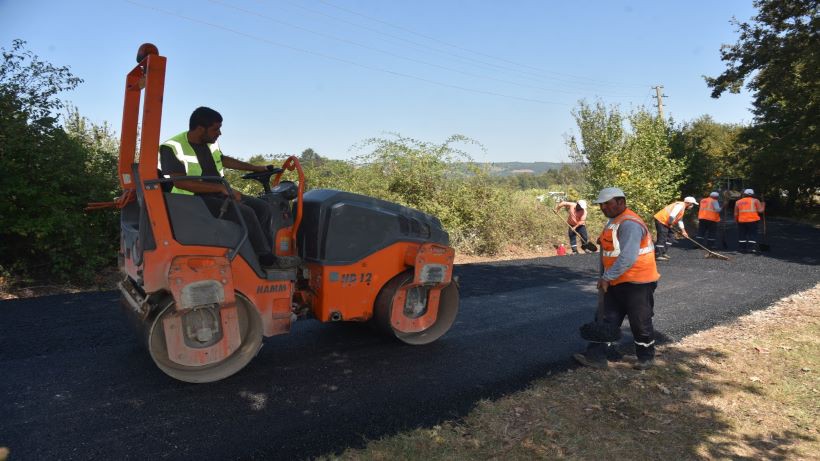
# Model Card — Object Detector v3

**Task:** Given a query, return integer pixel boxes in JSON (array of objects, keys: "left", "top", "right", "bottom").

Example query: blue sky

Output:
[{"left": 1, "top": 0, "right": 757, "bottom": 163}]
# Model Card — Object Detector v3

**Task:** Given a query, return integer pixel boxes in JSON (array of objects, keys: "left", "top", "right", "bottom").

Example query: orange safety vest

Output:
[
  {"left": 698, "top": 197, "right": 720, "bottom": 222},
  {"left": 654, "top": 202, "right": 685, "bottom": 226},
  {"left": 600, "top": 209, "right": 660, "bottom": 286},
  {"left": 735, "top": 197, "right": 763, "bottom": 223}
]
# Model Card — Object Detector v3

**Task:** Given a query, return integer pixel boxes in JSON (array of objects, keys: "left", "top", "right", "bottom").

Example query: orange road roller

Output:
[{"left": 105, "top": 44, "right": 459, "bottom": 382}]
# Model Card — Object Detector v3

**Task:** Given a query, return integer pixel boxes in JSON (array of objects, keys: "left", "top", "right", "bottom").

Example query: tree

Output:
[
  {"left": 567, "top": 101, "right": 685, "bottom": 220},
  {"left": 0, "top": 40, "right": 117, "bottom": 284},
  {"left": 669, "top": 115, "right": 748, "bottom": 196},
  {"left": 705, "top": 0, "right": 818, "bottom": 208}
]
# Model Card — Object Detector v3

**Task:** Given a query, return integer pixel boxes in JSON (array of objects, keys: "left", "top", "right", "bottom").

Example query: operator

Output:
[
  {"left": 159, "top": 106, "right": 277, "bottom": 267},
  {"left": 573, "top": 187, "right": 660, "bottom": 370},
  {"left": 652, "top": 196, "right": 697, "bottom": 261},
  {"left": 696, "top": 192, "right": 722, "bottom": 249},
  {"left": 554, "top": 199, "right": 589, "bottom": 254},
  {"left": 734, "top": 188, "right": 765, "bottom": 252}
]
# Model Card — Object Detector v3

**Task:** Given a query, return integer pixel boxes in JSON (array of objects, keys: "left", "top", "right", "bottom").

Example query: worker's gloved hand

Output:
[{"left": 681, "top": 230, "right": 689, "bottom": 238}]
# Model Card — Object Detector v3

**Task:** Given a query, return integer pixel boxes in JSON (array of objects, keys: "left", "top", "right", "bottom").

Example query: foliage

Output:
[
  {"left": 705, "top": 0, "right": 819, "bottom": 209},
  {"left": 0, "top": 39, "right": 82, "bottom": 124},
  {"left": 567, "top": 100, "right": 685, "bottom": 221},
  {"left": 669, "top": 115, "right": 748, "bottom": 196},
  {"left": 0, "top": 40, "right": 118, "bottom": 285}
]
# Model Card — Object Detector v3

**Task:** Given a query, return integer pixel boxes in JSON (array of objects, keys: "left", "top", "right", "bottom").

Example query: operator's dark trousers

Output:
[
  {"left": 737, "top": 221, "right": 759, "bottom": 251},
  {"left": 654, "top": 219, "right": 671, "bottom": 256},
  {"left": 697, "top": 219, "right": 718, "bottom": 248},
  {"left": 585, "top": 282, "right": 657, "bottom": 361},
  {"left": 568, "top": 225, "right": 589, "bottom": 253},
  {"left": 200, "top": 194, "right": 273, "bottom": 256}
]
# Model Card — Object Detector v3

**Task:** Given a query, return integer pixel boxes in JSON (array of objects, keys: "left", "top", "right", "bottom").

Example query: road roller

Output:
[{"left": 104, "top": 44, "right": 459, "bottom": 383}]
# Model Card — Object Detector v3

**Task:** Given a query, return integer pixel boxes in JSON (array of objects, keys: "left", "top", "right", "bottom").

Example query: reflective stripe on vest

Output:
[
  {"left": 599, "top": 209, "right": 660, "bottom": 286},
  {"left": 160, "top": 131, "right": 225, "bottom": 195},
  {"left": 698, "top": 197, "right": 720, "bottom": 222},
  {"left": 735, "top": 197, "right": 762, "bottom": 223},
  {"left": 654, "top": 202, "right": 685, "bottom": 226}
]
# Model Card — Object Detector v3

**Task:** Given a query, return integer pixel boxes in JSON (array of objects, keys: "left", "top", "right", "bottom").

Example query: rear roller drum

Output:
[
  {"left": 147, "top": 293, "right": 263, "bottom": 383},
  {"left": 374, "top": 270, "right": 459, "bottom": 345}
]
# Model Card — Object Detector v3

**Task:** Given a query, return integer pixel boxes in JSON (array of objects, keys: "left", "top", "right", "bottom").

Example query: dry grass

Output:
[{"left": 320, "top": 284, "right": 820, "bottom": 461}]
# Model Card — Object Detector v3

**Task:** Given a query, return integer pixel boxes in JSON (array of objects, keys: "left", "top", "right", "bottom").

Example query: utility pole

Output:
[{"left": 652, "top": 85, "right": 667, "bottom": 119}]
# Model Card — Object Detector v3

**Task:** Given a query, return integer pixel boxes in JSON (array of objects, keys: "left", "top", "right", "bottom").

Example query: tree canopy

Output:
[
  {"left": 705, "top": 0, "right": 818, "bottom": 208},
  {"left": 567, "top": 101, "right": 685, "bottom": 221}
]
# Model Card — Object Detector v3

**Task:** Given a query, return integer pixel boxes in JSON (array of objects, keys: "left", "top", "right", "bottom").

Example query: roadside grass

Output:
[{"left": 319, "top": 284, "right": 820, "bottom": 460}]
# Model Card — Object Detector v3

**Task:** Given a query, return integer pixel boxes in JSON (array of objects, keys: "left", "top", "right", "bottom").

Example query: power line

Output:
[
  {"left": 125, "top": 0, "right": 570, "bottom": 106},
  {"left": 274, "top": 0, "right": 648, "bottom": 93},
  {"left": 210, "top": 0, "right": 642, "bottom": 99},
  {"left": 315, "top": 0, "right": 651, "bottom": 89}
]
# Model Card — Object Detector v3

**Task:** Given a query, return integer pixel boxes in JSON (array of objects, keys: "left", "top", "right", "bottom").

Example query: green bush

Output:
[{"left": 0, "top": 40, "right": 118, "bottom": 285}]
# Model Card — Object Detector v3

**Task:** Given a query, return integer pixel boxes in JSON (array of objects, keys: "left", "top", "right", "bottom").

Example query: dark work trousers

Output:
[
  {"left": 654, "top": 220, "right": 671, "bottom": 256},
  {"left": 568, "top": 225, "right": 589, "bottom": 253},
  {"left": 585, "top": 282, "right": 657, "bottom": 361},
  {"left": 697, "top": 219, "right": 718, "bottom": 248},
  {"left": 200, "top": 194, "right": 273, "bottom": 256},
  {"left": 737, "top": 221, "right": 759, "bottom": 251}
]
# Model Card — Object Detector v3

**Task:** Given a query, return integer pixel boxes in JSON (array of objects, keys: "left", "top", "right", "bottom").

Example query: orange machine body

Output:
[{"left": 106, "top": 44, "right": 459, "bottom": 383}]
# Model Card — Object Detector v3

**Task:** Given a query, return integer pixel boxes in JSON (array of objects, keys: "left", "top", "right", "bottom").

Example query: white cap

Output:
[
  {"left": 577, "top": 199, "right": 587, "bottom": 209},
  {"left": 684, "top": 196, "right": 698, "bottom": 205},
  {"left": 743, "top": 188, "right": 754, "bottom": 195},
  {"left": 593, "top": 187, "right": 626, "bottom": 203},
  {"left": 709, "top": 191, "right": 719, "bottom": 198}
]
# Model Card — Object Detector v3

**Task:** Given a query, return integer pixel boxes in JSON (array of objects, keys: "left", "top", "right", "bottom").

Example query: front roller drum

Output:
[
  {"left": 146, "top": 293, "right": 263, "bottom": 383},
  {"left": 373, "top": 270, "right": 459, "bottom": 345}
]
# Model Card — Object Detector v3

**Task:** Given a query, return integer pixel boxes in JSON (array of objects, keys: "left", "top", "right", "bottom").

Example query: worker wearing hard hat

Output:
[
  {"left": 696, "top": 192, "right": 722, "bottom": 249},
  {"left": 734, "top": 189, "right": 765, "bottom": 252},
  {"left": 653, "top": 197, "right": 698, "bottom": 261},
  {"left": 555, "top": 199, "right": 590, "bottom": 254},
  {"left": 574, "top": 187, "right": 660, "bottom": 370}
]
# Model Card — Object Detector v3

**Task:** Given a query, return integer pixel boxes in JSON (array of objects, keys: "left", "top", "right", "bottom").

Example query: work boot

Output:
[
  {"left": 573, "top": 353, "right": 608, "bottom": 370},
  {"left": 633, "top": 358, "right": 655, "bottom": 370},
  {"left": 656, "top": 254, "right": 670, "bottom": 261}
]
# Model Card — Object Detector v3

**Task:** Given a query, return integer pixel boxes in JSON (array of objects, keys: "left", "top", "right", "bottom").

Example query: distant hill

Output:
[{"left": 472, "top": 162, "right": 576, "bottom": 177}]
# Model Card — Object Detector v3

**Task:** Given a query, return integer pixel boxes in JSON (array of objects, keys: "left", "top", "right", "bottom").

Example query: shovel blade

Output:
[{"left": 583, "top": 242, "right": 598, "bottom": 252}]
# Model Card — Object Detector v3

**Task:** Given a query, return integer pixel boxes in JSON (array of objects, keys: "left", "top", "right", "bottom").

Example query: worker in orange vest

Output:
[
  {"left": 574, "top": 187, "right": 660, "bottom": 371},
  {"left": 652, "top": 197, "right": 697, "bottom": 261},
  {"left": 696, "top": 192, "right": 722, "bottom": 249},
  {"left": 734, "top": 188, "right": 765, "bottom": 252}
]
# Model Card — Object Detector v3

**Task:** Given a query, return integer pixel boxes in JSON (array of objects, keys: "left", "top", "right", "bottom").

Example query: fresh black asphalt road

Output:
[{"left": 2, "top": 219, "right": 818, "bottom": 460}]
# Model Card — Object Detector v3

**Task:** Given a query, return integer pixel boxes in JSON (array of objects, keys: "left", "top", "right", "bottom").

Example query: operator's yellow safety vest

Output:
[
  {"left": 654, "top": 201, "right": 685, "bottom": 226},
  {"left": 599, "top": 209, "right": 660, "bottom": 286},
  {"left": 698, "top": 197, "right": 721, "bottom": 222},
  {"left": 160, "top": 131, "right": 225, "bottom": 195},
  {"left": 735, "top": 196, "right": 764, "bottom": 223}
]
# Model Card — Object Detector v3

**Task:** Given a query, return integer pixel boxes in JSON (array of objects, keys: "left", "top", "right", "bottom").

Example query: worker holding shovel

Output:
[
  {"left": 554, "top": 199, "right": 591, "bottom": 254},
  {"left": 652, "top": 197, "right": 698, "bottom": 261},
  {"left": 573, "top": 187, "right": 660, "bottom": 370}
]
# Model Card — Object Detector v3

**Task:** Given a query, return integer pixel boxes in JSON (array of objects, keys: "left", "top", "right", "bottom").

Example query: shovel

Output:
[
  {"left": 551, "top": 208, "right": 598, "bottom": 252},
  {"left": 759, "top": 213, "right": 771, "bottom": 252},
  {"left": 673, "top": 229, "right": 730, "bottom": 261}
]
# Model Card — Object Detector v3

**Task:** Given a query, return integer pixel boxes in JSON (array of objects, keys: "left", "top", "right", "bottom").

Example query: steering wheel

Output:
[{"left": 241, "top": 168, "right": 283, "bottom": 194}]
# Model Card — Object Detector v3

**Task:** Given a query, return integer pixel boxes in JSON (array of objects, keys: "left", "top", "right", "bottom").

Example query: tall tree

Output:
[
  {"left": 705, "top": 0, "right": 818, "bottom": 208},
  {"left": 567, "top": 101, "right": 684, "bottom": 221}
]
